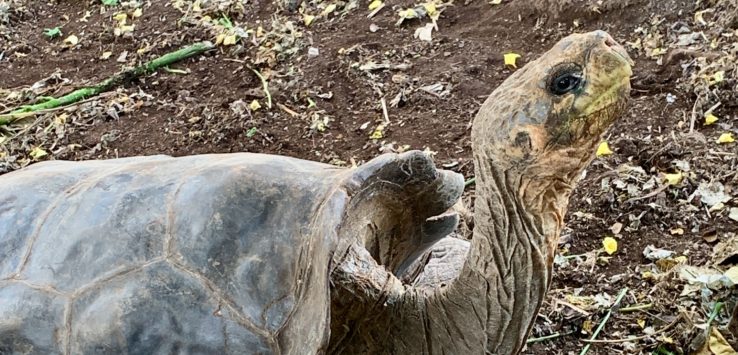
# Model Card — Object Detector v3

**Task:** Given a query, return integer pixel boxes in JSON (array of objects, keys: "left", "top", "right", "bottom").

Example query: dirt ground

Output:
[{"left": 1, "top": 0, "right": 738, "bottom": 353}]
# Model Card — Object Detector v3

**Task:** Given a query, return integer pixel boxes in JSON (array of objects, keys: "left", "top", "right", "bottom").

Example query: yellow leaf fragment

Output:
[
  {"left": 582, "top": 319, "right": 593, "bottom": 334},
  {"left": 503, "top": 52, "right": 521, "bottom": 68},
  {"left": 249, "top": 100, "right": 261, "bottom": 111},
  {"left": 30, "top": 147, "right": 48, "bottom": 160},
  {"left": 650, "top": 47, "right": 666, "bottom": 57},
  {"left": 603, "top": 237, "right": 618, "bottom": 255},
  {"left": 423, "top": 2, "right": 437, "bottom": 16},
  {"left": 54, "top": 113, "right": 68, "bottom": 125},
  {"left": 655, "top": 256, "right": 687, "bottom": 272},
  {"left": 637, "top": 319, "right": 646, "bottom": 328},
  {"left": 63, "top": 34, "right": 79, "bottom": 45},
  {"left": 132, "top": 8, "right": 143, "bottom": 18},
  {"left": 694, "top": 10, "right": 707, "bottom": 25},
  {"left": 100, "top": 51, "right": 113, "bottom": 60},
  {"left": 114, "top": 25, "right": 135, "bottom": 36},
  {"left": 669, "top": 227, "right": 684, "bottom": 235},
  {"left": 489, "top": 0, "right": 502, "bottom": 4},
  {"left": 708, "top": 71, "right": 725, "bottom": 85},
  {"left": 717, "top": 133, "right": 735, "bottom": 144},
  {"left": 705, "top": 113, "right": 719, "bottom": 125},
  {"left": 321, "top": 4, "right": 337, "bottom": 16},
  {"left": 398, "top": 8, "right": 418, "bottom": 19},
  {"left": 663, "top": 172, "right": 683, "bottom": 186},
  {"left": 303, "top": 14, "right": 315, "bottom": 26},
  {"left": 223, "top": 33, "right": 237, "bottom": 46},
  {"left": 370, "top": 124, "right": 385, "bottom": 139},
  {"left": 113, "top": 13, "right": 128, "bottom": 23},
  {"left": 596, "top": 141, "right": 613, "bottom": 156},
  {"left": 707, "top": 327, "right": 736, "bottom": 354},
  {"left": 368, "top": 0, "right": 383, "bottom": 10},
  {"left": 215, "top": 33, "right": 225, "bottom": 45}
]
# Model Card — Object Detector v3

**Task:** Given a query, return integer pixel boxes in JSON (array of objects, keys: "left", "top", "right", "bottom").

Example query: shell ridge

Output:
[{"left": 14, "top": 164, "right": 137, "bottom": 278}]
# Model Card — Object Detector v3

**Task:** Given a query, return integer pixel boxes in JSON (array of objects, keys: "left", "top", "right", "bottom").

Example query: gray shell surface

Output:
[
  {"left": 0, "top": 151, "right": 464, "bottom": 354},
  {"left": 0, "top": 153, "right": 347, "bottom": 354}
]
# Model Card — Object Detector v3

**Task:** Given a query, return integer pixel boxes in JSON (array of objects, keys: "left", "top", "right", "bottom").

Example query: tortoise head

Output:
[
  {"left": 473, "top": 30, "right": 632, "bottom": 185},
  {"left": 471, "top": 30, "right": 632, "bottom": 238}
]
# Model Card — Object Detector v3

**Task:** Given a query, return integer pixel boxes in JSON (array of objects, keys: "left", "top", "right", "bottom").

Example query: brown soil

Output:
[{"left": 2, "top": 0, "right": 737, "bottom": 353}]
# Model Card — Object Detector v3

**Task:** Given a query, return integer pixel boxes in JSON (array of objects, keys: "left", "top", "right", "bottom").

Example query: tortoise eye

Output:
[{"left": 548, "top": 65, "right": 583, "bottom": 95}]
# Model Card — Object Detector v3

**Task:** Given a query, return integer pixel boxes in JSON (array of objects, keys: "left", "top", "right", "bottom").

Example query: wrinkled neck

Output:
[{"left": 443, "top": 149, "right": 556, "bottom": 354}]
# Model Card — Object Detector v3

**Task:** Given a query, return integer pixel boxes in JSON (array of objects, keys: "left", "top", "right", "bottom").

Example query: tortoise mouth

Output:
[{"left": 547, "top": 97, "right": 628, "bottom": 148}]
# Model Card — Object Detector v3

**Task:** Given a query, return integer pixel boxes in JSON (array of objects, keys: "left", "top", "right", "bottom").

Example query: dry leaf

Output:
[
  {"left": 414, "top": 23, "right": 434, "bottom": 42},
  {"left": 596, "top": 141, "right": 613, "bottom": 156},
  {"left": 705, "top": 113, "right": 719, "bottom": 125},
  {"left": 303, "top": 14, "right": 315, "bottom": 26},
  {"left": 663, "top": 171, "right": 683, "bottom": 185},
  {"left": 603, "top": 237, "right": 618, "bottom": 255},
  {"left": 503, "top": 52, "right": 521, "bottom": 68},
  {"left": 716, "top": 133, "right": 734, "bottom": 144},
  {"left": 321, "top": 4, "right": 337, "bottom": 16},
  {"left": 29, "top": 147, "right": 48, "bottom": 160},
  {"left": 368, "top": 0, "right": 383, "bottom": 10},
  {"left": 249, "top": 100, "right": 261, "bottom": 111},
  {"left": 100, "top": 51, "right": 113, "bottom": 60},
  {"left": 223, "top": 34, "right": 237, "bottom": 46},
  {"left": 370, "top": 124, "right": 385, "bottom": 139},
  {"left": 63, "top": 34, "right": 79, "bottom": 46}
]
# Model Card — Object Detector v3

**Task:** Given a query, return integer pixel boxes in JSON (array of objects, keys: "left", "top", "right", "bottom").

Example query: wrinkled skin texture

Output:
[
  {"left": 0, "top": 30, "right": 630, "bottom": 355},
  {"left": 328, "top": 30, "right": 632, "bottom": 354}
]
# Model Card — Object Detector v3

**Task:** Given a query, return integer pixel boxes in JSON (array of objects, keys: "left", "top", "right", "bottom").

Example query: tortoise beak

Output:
[{"left": 599, "top": 31, "right": 634, "bottom": 67}]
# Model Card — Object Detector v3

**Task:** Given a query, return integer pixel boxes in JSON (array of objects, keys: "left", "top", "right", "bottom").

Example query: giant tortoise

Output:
[{"left": 0, "top": 30, "right": 632, "bottom": 354}]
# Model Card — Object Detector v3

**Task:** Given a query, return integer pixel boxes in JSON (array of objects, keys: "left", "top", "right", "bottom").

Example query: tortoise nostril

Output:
[{"left": 604, "top": 36, "right": 616, "bottom": 48}]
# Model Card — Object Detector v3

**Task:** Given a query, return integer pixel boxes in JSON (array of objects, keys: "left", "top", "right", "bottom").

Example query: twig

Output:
[
  {"left": 704, "top": 102, "right": 722, "bottom": 116},
  {"left": 579, "top": 287, "right": 628, "bottom": 355},
  {"left": 620, "top": 303, "right": 652, "bottom": 313},
  {"left": 367, "top": 3, "right": 386, "bottom": 18},
  {"left": 380, "top": 98, "right": 389, "bottom": 125},
  {"left": 0, "top": 41, "right": 214, "bottom": 126},
  {"left": 251, "top": 68, "right": 272, "bottom": 109},
  {"left": 277, "top": 103, "right": 299, "bottom": 117},
  {"left": 527, "top": 331, "right": 574, "bottom": 344},
  {"left": 624, "top": 183, "right": 669, "bottom": 204},
  {"left": 689, "top": 95, "right": 701, "bottom": 133},
  {"left": 580, "top": 314, "right": 681, "bottom": 344},
  {"left": 557, "top": 300, "right": 591, "bottom": 316}
]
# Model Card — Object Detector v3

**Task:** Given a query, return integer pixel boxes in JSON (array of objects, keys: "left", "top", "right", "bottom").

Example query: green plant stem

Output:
[
  {"left": 619, "top": 303, "right": 652, "bottom": 313},
  {"left": 707, "top": 302, "right": 723, "bottom": 329},
  {"left": 0, "top": 41, "right": 214, "bottom": 126},
  {"left": 251, "top": 68, "right": 272, "bottom": 109},
  {"left": 580, "top": 287, "right": 628, "bottom": 355},
  {"left": 464, "top": 177, "right": 476, "bottom": 187}
]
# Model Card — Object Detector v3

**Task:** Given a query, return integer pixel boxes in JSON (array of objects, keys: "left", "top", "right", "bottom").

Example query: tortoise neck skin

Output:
[
  {"left": 442, "top": 30, "right": 633, "bottom": 353},
  {"left": 327, "top": 31, "right": 632, "bottom": 354}
]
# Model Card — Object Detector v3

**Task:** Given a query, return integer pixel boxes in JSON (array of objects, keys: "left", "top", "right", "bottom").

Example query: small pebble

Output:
[{"left": 308, "top": 47, "right": 319, "bottom": 58}]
